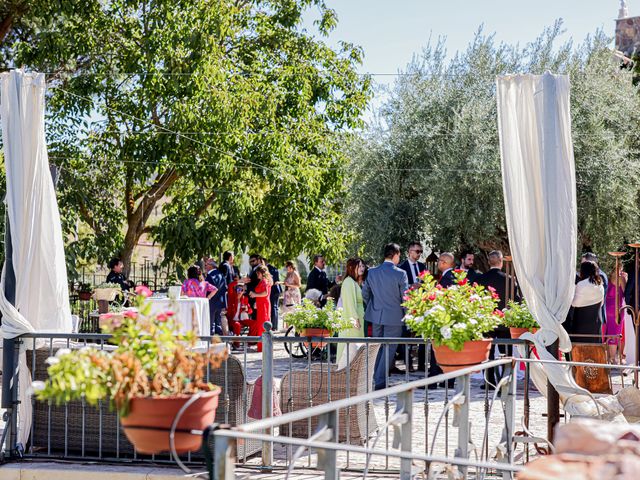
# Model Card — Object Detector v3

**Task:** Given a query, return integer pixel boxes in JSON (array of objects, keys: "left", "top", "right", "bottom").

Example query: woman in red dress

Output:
[{"left": 249, "top": 265, "right": 272, "bottom": 352}]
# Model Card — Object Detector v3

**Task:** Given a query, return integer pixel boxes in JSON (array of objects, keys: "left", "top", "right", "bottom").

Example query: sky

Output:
[{"left": 303, "top": 0, "right": 629, "bottom": 115}]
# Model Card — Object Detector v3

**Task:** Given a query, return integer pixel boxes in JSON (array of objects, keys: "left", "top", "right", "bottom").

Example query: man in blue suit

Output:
[
  {"left": 362, "top": 243, "right": 409, "bottom": 390},
  {"left": 205, "top": 258, "right": 227, "bottom": 335}
]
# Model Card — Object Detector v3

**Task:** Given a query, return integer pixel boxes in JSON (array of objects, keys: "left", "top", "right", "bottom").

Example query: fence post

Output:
[
  {"left": 499, "top": 364, "right": 516, "bottom": 480},
  {"left": 317, "top": 411, "right": 339, "bottom": 480},
  {"left": 455, "top": 374, "right": 471, "bottom": 477},
  {"left": 261, "top": 321, "right": 274, "bottom": 469},
  {"left": 212, "top": 430, "right": 236, "bottom": 480},
  {"left": 398, "top": 389, "right": 413, "bottom": 480},
  {"left": 1, "top": 336, "right": 19, "bottom": 458}
]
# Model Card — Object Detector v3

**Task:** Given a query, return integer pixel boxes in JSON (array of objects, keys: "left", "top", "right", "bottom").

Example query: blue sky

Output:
[{"left": 304, "top": 1, "right": 628, "bottom": 114}]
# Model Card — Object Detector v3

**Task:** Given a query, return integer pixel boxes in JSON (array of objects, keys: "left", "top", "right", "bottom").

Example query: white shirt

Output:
[
  {"left": 572, "top": 278, "right": 604, "bottom": 308},
  {"left": 407, "top": 260, "right": 420, "bottom": 283}
]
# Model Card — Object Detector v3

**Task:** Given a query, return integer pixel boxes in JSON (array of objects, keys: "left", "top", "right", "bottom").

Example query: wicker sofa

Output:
[
  {"left": 29, "top": 347, "right": 260, "bottom": 460},
  {"left": 279, "top": 344, "right": 380, "bottom": 443}
]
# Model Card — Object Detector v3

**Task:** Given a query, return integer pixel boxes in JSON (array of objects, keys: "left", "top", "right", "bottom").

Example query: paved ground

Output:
[{"left": 2, "top": 340, "right": 633, "bottom": 478}]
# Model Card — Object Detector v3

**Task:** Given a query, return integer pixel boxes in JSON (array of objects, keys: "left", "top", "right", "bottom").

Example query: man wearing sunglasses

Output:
[{"left": 397, "top": 242, "right": 427, "bottom": 373}]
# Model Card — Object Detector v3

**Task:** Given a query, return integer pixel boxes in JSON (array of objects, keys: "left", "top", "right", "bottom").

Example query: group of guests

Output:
[{"left": 566, "top": 252, "right": 638, "bottom": 364}]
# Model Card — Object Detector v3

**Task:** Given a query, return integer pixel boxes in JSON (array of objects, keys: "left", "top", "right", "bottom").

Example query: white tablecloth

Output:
[{"left": 148, "top": 297, "right": 210, "bottom": 337}]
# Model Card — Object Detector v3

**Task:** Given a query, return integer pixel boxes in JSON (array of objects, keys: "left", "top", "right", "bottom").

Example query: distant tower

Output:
[{"left": 620, "top": 0, "right": 629, "bottom": 18}]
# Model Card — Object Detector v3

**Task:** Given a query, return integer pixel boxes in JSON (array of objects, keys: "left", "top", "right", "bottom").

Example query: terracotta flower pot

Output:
[
  {"left": 78, "top": 291, "right": 93, "bottom": 301},
  {"left": 300, "top": 327, "right": 330, "bottom": 348},
  {"left": 433, "top": 339, "right": 492, "bottom": 373},
  {"left": 120, "top": 386, "right": 221, "bottom": 454},
  {"left": 509, "top": 327, "right": 539, "bottom": 339}
]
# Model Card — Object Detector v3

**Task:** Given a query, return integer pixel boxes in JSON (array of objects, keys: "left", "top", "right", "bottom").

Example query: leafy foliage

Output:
[
  {"left": 403, "top": 270, "right": 502, "bottom": 351},
  {"left": 1, "top": 0, "right": 370, "bottom": 274},
  {"left": 347, "top": 22, "right": 640, "bottom": 261},
  {"left": 501, "top": 300, "right": 538, "bottom": 329},
  {"left": 284, "top": 298, "right": 354, "bottom": 333},
  {"left": 33, "top": 288, "right": 227, "bottom": 417}
]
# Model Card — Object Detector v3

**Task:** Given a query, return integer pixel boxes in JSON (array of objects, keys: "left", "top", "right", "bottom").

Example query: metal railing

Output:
[{"left": 209, "top": 358, "right": 522, "bottom": 479}]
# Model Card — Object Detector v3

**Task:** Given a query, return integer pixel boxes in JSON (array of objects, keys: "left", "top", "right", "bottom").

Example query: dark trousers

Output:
[
  {"left": 485, "top": 327, "right": 512, "bottom": 386},
  {"left": 396, "top": 325, "right": 414, "bottom": 367},
  {"left": 270, "top": 299, "right": 279, "bottom": 330},
  {"left": 372, "top": 323, "right": 403, "bottom": 389},
  {"left": 210, "top": 307, "right": 223, "bottom": 336}
]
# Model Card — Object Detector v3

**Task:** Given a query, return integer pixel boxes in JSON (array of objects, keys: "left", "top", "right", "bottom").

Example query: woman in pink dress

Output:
[
  {"left": 181, "top": 265, "right": 217, "bottom": 299},
  {"left": 249, "top": 265, "right": 272, "bottom": 352},
  {"left": 605, "top": 265, "right": 628, "bottom": 363}
]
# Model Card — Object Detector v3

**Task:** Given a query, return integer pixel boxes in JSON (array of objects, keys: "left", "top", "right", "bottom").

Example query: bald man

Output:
[{"left": 437, "top": 252, "right": 456, "bottom": 287}]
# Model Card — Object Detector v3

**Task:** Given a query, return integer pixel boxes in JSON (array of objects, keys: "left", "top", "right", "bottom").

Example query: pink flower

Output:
[
  {"left": 458, "top": 278, "right": 468, "bottom": 286},
  {"left": 419, "top": 270, "right": 430, "bottom": 278},
  {"left": 101, "top": 313, "right": 114, "bottom": 319},
  {"left": 156, "top": 312, "right": 170, "bottom": 322},
  {"left": 454, "top": 269, "right": 464, "bottom": 274},
  {"left": 494, "top": 309, "right": 505, "bottom": 318},
  {"left": 165, "top": 310, "right": 175, "bottom": 317},
  {"left": 403, "top": 295, "right": 410, "bottom": 301},
  {"left": 135, "top": 285, "right": 152, "bottom": 298},
  {"left": 487, "top": 286, "right": 496, "bottom": 293},
  {"left": 428, "top": 292, "right": 437, "bottom": 301},
  {"left": 123, "top": 310, "right": 138, "bottom": 319}
]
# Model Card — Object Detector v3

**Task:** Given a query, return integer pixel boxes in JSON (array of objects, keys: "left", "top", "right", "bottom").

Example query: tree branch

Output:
[{"left": 195, "top": 191, "right": 217, "bottom": 217}]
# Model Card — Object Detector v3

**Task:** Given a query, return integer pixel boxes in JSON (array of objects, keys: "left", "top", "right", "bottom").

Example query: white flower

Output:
[
  {"left": 440, "top": 326, "right": 452, "bottom": 339},
  {"left": 414, "top": 316, "right": 424, "bottom": 323},
  {"left": 55, "top": 348, "right": 71, "bottom": 358},
  {"left": 45, "top": 356, "right": 60, "bottom": 365},
  {"left": 469, "top": 294, "right": 481, "bottom": 302},
  {"left": 404, "top": 315, "right": 414, "bottom": 322},
  {"left": 453, "top": 322, "right": 466, "bottom": 330},
  {"left": 30, "top": 380, "right": 45, "bottom": 392},
  {"left": 469, "top": 319, "right": 478, "bottom": 325},
  {"left": 426, "top": 305, "right": 445, "bottom": 316}
]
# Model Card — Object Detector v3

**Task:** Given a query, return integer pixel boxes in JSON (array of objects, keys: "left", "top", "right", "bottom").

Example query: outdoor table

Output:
[{"left": 148, "top": 296, "right": 210, "bottom": 336}]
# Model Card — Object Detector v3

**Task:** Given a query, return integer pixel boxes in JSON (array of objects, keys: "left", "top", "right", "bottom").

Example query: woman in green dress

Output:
[{"left": 336, "top": 257, "right": 366, "bottom": 367}]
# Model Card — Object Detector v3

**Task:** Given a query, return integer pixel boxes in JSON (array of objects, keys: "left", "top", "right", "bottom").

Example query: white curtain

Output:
[
  {"left": 0, "top": 69, "right": 72, "bottom": 445},
  {"left": 496, "top": 73, "right": 622, "bottom": 419}
]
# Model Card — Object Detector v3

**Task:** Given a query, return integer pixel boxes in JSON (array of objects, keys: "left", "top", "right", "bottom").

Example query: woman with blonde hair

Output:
[
  {"left": 336, "top": 258, "right": 366, "bottom": 367},
  {"left": 282, "top": 261, "right": 302, "bottom": 315}
]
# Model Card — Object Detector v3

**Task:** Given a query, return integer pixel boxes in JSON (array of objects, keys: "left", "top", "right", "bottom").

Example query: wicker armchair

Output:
[
  {"left": 279, "top": 344, "right": 380, "bottom": 444},
  {"left": 29, "top": 347, "right": 260, "bottom": 460}
]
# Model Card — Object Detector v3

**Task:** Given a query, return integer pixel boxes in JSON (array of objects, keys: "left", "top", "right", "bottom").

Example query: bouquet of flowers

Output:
[{"left": 403, "top": 270, "right": 503, "bottom": 351}]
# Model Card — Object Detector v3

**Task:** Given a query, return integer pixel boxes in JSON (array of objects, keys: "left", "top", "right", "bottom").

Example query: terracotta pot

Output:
[
  {"left": 433, "top": 339, "right": 492, "bottom": 373},
  {"left": 509, "top": 327, "right": 539, "bottom": 339},
  {"left": 300, "top": 327, "right": 330, "bottom": 348},
  {"left": 78, "top": 291, "right": 93, "bottom": 301},
  {"left": 120, "top": 386, "right": 221, "bottom": 454}
]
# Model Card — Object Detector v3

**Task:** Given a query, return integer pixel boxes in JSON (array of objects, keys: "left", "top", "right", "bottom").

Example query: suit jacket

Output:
[
  {"left": 398, "top": 260, "right": 426, "bottom": 285},
  {"left": 477, "top": 268, "right": 521, "bottom": 310},
  {"left": 219, "top": 262, "right": 235, "bottom": 285},
  {"left": 306, "top": 267, "right": 329, "bottom": 295},
  {"left": 362, "top": 261, "right": 408, "bottom": 326},
  {"left": 267, "top": 264, "right": 282, "bottom": 302},
  {"left": 438, "top": 269, "right": 456, "bottom": 289},
  {"left": 206, "top": 268, "right": 227, "bottom": 309}
]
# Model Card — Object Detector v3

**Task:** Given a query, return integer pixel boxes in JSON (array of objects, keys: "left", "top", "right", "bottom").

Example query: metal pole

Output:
[
  {"left": 398, "top": 389, "right": 413, "bottom": 480},
  {"left": 455, "top": 375, "right": 471, "bottom": 478},
  {"left": 631, "top": 244, "right": 640, "bottom": 387},
  {"left": 500, "top": 364, "right": 516, "bottom": 480},
  {"left": 212, "top": 430, "right": 236, "bottom": 480},
  {"left": 261, "top": 321, "right": 273, "bottom": 469},
  {"left": 317, "top": 411, "right": 339, "bottom": 480},
  {"left": 546, "top": 340, "right": 560, "bottom": 444}
]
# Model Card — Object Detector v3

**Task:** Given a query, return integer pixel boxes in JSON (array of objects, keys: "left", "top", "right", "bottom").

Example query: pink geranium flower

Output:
[
  {"left": 123, "top": 310, "right": 138, "bottom": 319},
  {"left": 135, "top": 285, "right": 152, "bottom": 298}
]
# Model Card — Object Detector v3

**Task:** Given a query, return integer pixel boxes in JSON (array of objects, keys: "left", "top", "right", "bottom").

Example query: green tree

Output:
[
  {"left": 1, "top": 0, "right": 370, "bottom": 275},
  {"left": 347, "top": 23, "right": 640, "bottom": 263}
]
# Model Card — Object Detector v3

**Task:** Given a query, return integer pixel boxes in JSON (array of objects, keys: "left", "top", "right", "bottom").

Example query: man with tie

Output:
[
  {"left": 362, "top": 243, "right": 409, "bottom": 390},
  {"left": 398, "top": 242, "right": 427, "bottom": 371},
  {"left": 219, "top": 251, "right": 235, "bottom": 286},
  {"left": 204, "top": 258, "right": 228, "bottom": 335},
  {"left": 306, "top": 254, "right": 329, "bottom": 306}
]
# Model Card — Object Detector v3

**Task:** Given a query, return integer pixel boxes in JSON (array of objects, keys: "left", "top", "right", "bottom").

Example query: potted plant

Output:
[
  {"left": 285, "top": 299, "right": 355, "bottom": 348},
  {"left": 403, "top": 270, "right": 503, "bottom": 372},
  {"left": 502, "top": 300, "right": 538, "bottom": 338},
  {"left": 93, "top": 282, "right": 123, "bottom": 302},
  {"left": 32, "top": 285, "right": 227, "bottom": 455},
  {"left": 78, "top": 282, "right": 93, "bottom": 301}
]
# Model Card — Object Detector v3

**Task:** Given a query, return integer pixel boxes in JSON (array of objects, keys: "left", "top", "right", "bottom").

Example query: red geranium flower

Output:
[
  {"left": 454, "top": 269, "right": 464, "bottom": 274},
  {"left": 428, "top": 292, "right": 437, "bottom": 301},
  {"left": 458, "top": 278, "right": 468, "bottom": 286},
  {"left": 493, "top": 309, "right": 505, "bottom": 318}
]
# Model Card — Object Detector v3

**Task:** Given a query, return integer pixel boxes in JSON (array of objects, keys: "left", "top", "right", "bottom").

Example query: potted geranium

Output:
[
  {"left": 285, "top": 299, "right": 354, "bottom": 348},
  {"left": 403, "top": 270, "right": 503, "bottom": 372},
  {"left": 502, "top": 300, "right": 538, "bottom": 338},
  {"left": 78, "top": 282, "right": 93, "bottom": 301},
  {"left": 32, "top": 285, "right": 227, "bottom": 455}
]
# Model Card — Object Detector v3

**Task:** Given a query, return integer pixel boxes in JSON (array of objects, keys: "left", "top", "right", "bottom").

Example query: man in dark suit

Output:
[
  {"left": 306, "top": 254, "right": 329, "bottom": 305},
  {"left": 265, "top": 259, "right": 282, "bottom": 330},
  {"left": 204, "top": 258, "right": 227, "bottom": 335},
  {"left": 459, "top": 251, "right": 480, "bottom": 284},
  {"left": 398, "top": 241, "right": 427, "bottom": 372},
  {"left": 477, "top": 250, "right": 520, "bottom": 388},
  {"left": 219, "top": 251, "right": 235, "bottom": 286},
  {"left": 362, "top": 243, "right": 408, "bottom": 390}
]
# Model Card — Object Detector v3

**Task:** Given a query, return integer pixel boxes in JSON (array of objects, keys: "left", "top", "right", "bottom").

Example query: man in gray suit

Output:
[{"left": 362, "top": 243, "right": 409, "bottom": 390}]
